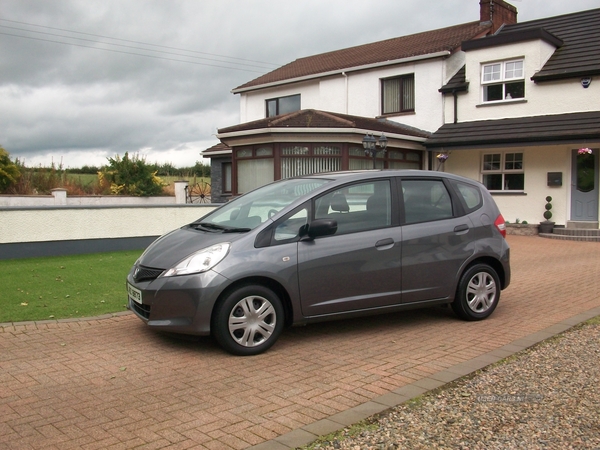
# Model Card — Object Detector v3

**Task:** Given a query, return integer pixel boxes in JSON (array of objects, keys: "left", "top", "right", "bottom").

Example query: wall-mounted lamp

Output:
[{"left": 581, "top": 77, "right": 592, "bottom": 88}]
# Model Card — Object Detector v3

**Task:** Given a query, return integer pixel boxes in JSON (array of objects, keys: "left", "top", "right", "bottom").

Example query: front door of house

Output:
[{"left": 571, "top": 148, "right": 599, "bottom": 221}]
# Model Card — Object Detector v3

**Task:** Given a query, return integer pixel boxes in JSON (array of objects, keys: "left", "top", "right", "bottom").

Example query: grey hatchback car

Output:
[{"left": 127, "top": 170, "right": 510, "bottom": 355}]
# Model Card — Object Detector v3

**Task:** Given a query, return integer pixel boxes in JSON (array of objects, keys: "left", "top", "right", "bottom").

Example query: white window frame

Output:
[
  {"left": 481, "top": 59, "right": 524, "bottom": 103},
  {"left": 481, "top": 152, "right": 524, "bottom": 192}
]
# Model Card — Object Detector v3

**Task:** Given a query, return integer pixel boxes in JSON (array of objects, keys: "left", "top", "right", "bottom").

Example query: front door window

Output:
[
  {"left": 571, "top": 148, "right": 599, "bottom": 221},
  {"left": 576, "top": 150, "right": 595, "bottom": 193}
]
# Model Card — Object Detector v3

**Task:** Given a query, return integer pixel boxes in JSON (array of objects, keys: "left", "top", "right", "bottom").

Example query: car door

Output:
[
  {"left": 399, "top": 177, "right": 473, "bottom": 304},
  {"left": 297, "top": 179, "right": 403, "bottom": 317}
]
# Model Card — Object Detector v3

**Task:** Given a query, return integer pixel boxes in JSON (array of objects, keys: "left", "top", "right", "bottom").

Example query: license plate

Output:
[{"left": 127, "top": 283, "right": 142, "bottom": 305}]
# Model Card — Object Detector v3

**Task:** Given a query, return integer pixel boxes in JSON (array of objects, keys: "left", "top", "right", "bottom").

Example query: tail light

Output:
[{"left": 494, "top": 214, "right": 507, "bottom": 238}]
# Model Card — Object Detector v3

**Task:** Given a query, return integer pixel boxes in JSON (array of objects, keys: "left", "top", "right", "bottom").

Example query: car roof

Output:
[{"left": 297, "top": 169, "right": 480, "bottom": 185}]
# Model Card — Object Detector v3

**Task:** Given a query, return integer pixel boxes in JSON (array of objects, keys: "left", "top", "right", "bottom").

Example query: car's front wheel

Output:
[
  {"left": 213, "top": 284, "right": 284, "bottom": 356},
  {"left": 452, "top": 264, "right": 500, "bottom": 321}
]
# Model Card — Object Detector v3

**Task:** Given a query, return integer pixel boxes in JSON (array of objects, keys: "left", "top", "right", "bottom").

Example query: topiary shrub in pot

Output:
[{"left": 539, "top": 195, "right": 554, "bottom": 233}]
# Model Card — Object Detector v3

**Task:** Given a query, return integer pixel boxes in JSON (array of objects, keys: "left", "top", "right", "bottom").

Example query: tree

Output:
[
  {"left": 98, "top": 152, "right": 165, "bottom": 196},
  {"left": 0, "top": 147, "right": 21, "bottom": 193},
  {"left": 193, "top": 160, "right": 211, "bottom": 177}
]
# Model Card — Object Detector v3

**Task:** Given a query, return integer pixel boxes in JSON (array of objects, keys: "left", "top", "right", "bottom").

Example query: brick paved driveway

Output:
[{"left": 1, "top": 236, "right": 599, "bottom": 449}]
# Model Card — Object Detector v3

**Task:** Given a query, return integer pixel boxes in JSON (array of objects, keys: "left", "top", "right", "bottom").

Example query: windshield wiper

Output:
[
  {"left": 194, "top": 222, "right": 225, "bottom": 232},
  {"left": 222, "top": 227, "right": 251, "bottom": 233},
  {"left": 194, "top": 222, "right": 251, "bottom": 233}
]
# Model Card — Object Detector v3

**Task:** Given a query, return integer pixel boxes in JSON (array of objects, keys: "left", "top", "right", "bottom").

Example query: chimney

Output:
[{"left": 480, "top": 0, "right": 518, "bottom": 33}]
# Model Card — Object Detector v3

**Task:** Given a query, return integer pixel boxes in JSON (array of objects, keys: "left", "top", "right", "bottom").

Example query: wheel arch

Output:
[
  {"left": 462, "top": 256, "right": 507, "bottom": 290},
  {"left": 210, "top": 276, "right": 294, "bottom": 331}
]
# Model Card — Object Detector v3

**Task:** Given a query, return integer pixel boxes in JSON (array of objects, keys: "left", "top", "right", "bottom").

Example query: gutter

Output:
[
  {"left": 201, "top": 150, "right": 231, "bottom": 157},
  {"left": 231, "top": 51, "right": 451, "bottom": 94},
  {"left": 217, "top": 127, "right": 428, "bottom": 143}
]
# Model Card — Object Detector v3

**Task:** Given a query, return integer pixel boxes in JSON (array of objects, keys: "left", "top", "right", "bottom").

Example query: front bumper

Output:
[{"left": 127, "top": 268, "right": 229, "bottom": 336}]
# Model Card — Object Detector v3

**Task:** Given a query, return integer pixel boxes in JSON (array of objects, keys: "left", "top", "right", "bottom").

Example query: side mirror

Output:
[{"left": 303, "top": 219, "right": 338, "bottom": 239}]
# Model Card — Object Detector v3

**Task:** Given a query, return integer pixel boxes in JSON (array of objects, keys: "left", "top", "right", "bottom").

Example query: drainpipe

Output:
[
  {"left": 342, "top": 72, "right": 348, "bottom": 114},
  {"left": 453, "top": 90, "right": 458, "bottom": 123}
]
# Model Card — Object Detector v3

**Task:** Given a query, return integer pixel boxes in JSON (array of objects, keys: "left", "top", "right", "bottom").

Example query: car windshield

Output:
[{"left": 196, "top": 177, "right": 332, "bottom": 230}]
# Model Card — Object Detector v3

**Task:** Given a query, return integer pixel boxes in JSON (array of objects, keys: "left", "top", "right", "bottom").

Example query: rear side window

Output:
[
  {"left": 452, "top": 181, "right": 483, "bottom": 214},
  {"left": 402, "top": 179, "right": 453, "bottom": 224}
]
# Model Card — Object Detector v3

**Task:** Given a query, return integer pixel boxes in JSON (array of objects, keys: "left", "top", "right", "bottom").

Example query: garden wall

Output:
[{"left": 0, "top": 203, "right": 216, "bottom": 260}]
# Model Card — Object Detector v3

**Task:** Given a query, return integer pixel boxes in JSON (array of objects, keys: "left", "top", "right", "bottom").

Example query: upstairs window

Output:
[
  {"left": 382, "top": 74, "right": 415, "bottom": 115},
  {"left": 482, "top": 152, "right": 524, "bottom": 191},
  {"left": 482, "top": 60, "right": 524, "bottom": 102},
  {"left": 266, "top": 94, "right": 300, "bottom": 117}
]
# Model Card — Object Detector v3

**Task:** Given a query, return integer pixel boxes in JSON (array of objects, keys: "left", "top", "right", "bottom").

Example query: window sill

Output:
[
  {"left": 477, "top": 99, "right": 527, "bottom": 107},
  {"left": 377, "top": 111, "right": 416, "bottom": 118},
  {"left": 489, "top": 191, "right": 527, "bottom": 196}
]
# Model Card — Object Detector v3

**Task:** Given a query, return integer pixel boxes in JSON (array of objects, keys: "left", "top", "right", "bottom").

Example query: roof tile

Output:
[
  {"left": 425, "top": 111, "right": 600, "bottom": 148},
  {"left": 218, "top": 109, "right": 430, "bottom": 138},
  {"left": 499, "top": 8, "right": 600, "bottom": 81},
  {"left": 234, "top": 21, "right": 491, "bottom": 91}
]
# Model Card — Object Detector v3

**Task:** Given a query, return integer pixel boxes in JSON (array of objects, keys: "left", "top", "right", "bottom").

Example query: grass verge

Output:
[{"left": 0, "top": 250, "right": 142, "bottom": 323}]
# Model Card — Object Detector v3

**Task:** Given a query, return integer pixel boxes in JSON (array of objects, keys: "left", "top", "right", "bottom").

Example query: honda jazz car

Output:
[{"left": 127, "top": 170, "right": 510, "bottom": 355}]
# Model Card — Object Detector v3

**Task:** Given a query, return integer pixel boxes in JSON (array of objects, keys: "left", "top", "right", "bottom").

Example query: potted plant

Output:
[{"left": 539, "top": 195, "right": 554, "bottom": 233}]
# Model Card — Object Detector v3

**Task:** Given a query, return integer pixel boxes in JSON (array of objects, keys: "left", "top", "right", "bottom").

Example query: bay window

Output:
[
  {"left": 236, "top": 147, "right": 274, "bottom": 194},
  {"left": 281, "top": 145, "right": 341, "bottom": 178}
]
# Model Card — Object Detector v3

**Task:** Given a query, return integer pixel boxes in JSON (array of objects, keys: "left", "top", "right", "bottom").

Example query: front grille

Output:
[
  {"left": 131, "top": 301, "right": 151, "bottom": 319},
  {"left": 133, "top": 265, "right": 164, "bottom": 282}
]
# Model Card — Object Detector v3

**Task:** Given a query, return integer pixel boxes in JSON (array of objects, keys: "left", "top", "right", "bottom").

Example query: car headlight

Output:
[{"left": 162, "top": 243, "right": 230, "bottom": 277}]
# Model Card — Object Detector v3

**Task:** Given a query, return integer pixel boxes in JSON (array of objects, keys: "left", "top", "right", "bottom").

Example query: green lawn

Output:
[{"left": 0, "top": 250, "right": 142, "bottom": 323}]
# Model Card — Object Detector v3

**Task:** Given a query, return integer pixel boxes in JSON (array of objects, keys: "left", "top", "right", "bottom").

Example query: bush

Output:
[
  {"left": 543, "top": 196, "right": 553, "bottom": 221},
  {"left": 99, "top": 152, "right": 166, "bottom": 196},
  {"left": 0, "top": 147, "right": 21, "bottom": 193},
  {"left": 76, "top": 165, "right": 102, "bottom": 174}
]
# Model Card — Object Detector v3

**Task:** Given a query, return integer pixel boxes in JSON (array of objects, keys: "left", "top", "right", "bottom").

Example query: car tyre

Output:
[
  {"left": 213, "top": 284, "right": 284, "bottom": 356},
  {"left": 452, "top": 264, "right": 500, "bottom": 321}
]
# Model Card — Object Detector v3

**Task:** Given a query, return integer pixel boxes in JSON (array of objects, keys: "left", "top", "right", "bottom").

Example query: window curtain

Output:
[
  {"left": 383, "top": 76, "right": 414, "bottom": 113},
  {"left": 383, "top": 78, "right": 401, "bottom": 114},
  {"left": 280, "top": 145, "right": 340, "bottom": 178},
  {"left": 237, "top": 159, "right": 274, "bottom": 194},
  {"left": 281, "top": 157, "right": 340, "bottom": 178},
  {"left": 402, "top": 76, "right": 414, "bottom": 110}
]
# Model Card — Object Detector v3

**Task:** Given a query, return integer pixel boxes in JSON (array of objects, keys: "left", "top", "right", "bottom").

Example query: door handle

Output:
[
  {"left": 375, "top": 238, "right": 394, "bottom": 248},
  {"left": 454, "top": 224, "right": 469, "bottom": 233}
]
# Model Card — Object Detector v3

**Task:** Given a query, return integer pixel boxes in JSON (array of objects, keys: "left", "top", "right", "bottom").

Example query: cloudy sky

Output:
[{"left": 1, "top": 0, "right": 598, "bottom": 169}]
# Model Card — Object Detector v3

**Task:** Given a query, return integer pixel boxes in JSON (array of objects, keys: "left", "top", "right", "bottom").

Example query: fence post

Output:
[
  {"left": 174, "top": 180, "right": 189, "bottom": 204},
  {"left": 51, "top": 188, "right": 67, "bottom": 205}
]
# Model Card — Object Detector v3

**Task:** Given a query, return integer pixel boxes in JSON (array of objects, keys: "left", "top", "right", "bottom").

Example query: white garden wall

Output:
[{"left": 0, "top": 205, "right": 216, "bottom": 245}]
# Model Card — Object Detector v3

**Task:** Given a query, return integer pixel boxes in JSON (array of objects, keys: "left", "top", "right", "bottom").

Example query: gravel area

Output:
[{"left": 305, "top": 320, "right": 600, "bottom": 450}]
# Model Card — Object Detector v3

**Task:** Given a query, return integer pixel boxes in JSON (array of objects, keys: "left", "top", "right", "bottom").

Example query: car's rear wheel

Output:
[
  {"left": 213, "top": 285, "right": 284, "bottom": 356},
  {"left": 452, "top": 264, "right": 500, "bottom": 321}
]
